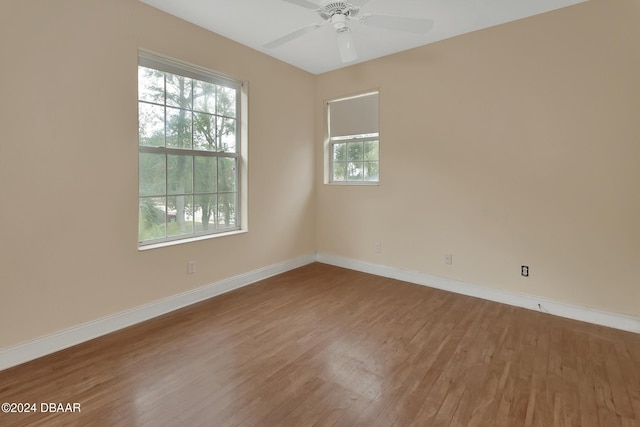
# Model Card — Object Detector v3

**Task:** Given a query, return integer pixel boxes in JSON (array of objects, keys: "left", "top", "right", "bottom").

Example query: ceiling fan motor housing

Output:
[{"left": 318, "top": 1, "right": 360, "bottom": 20}]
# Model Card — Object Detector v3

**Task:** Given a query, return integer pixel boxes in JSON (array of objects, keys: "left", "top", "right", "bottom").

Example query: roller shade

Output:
[{"left": 329, "top": 92, "right": 378, "bottom": 138}]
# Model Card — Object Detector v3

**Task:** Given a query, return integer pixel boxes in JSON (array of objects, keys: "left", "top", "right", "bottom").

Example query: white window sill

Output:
[
  {"left": 326, "top": 181, "right": 379, "bottom": 186},
  {"left": 138, "top": 229, "right": 247, "bottom": 251}
]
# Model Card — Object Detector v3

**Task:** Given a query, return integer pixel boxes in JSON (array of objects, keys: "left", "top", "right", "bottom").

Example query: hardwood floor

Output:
[{"left": 1, "top": 263, "right": 639, "bottom": 426}]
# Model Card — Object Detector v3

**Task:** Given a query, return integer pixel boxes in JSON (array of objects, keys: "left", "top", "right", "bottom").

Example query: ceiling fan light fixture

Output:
[
  {"left": 336, "top": 27, "right": 357, "bottom": 63},
  {"left": 331, "top": 13, "right": 347, "bottom": 29}
]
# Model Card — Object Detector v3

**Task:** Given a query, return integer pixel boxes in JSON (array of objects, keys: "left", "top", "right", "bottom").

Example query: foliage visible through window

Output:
[
  {"left": 138, "top": 54, "right": 242, "bottom": 245},
  {"left": 328, "top": 92, "right": 379, "bottom": 183},
  {"left": 331, "top": 135, "right": 379, "bottom": 182}
]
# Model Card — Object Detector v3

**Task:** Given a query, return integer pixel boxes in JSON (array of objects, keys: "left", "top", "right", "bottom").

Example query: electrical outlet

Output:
[
  {"left": 374, "top": 242, "right": 381, "bottom": 253},
  {"left": 521, "top": 265, "right": 529, "bottom": 277},
  {"left": 188, "top": 261, "right": 196, "bottom": 274},
  {"left": 444, "top": 254, "right": 452, "bottom": 265}
]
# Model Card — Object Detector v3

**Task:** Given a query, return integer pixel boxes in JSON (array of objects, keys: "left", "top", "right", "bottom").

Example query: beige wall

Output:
[
  {"left": 0, "top": 0, "right": 316, "bottom": 349},
  {"left": 315, "top": 0, "right": 640, "bottom": 317},
  {"left": 0, "top": 0, "right": 637, "bottom": 351}
]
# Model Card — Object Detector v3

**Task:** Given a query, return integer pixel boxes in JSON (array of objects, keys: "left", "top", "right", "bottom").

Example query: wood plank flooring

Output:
[{"left": 1, "top": 263, "right": 639, "bottom": 426}]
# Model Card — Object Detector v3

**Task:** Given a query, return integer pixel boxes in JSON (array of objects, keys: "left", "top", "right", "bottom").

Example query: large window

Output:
[
  {"left": 327, "top": 91, "right": 379, "bottom": 184},
  {"left": 138, "top": 53, "right": 244, "bottom": 247}
]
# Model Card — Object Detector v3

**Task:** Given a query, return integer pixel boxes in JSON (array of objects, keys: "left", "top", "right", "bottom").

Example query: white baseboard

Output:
[
  {"left": 2, "top": 252, "right": 637, "bottom": 371},
  {"left": 316, "top": 253, "right": 640, "bottom": 334},
  {"left": 0, "top": 254, "right": 316, "bottom": 372}
]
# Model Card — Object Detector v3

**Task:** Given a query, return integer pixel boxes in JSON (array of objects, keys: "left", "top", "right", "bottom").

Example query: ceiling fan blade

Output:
[
  {"left": 263, "top": 24, "right": 322, "bottom": 49},
  {"left": 281, "top": 0, "right": 320, "bottom": 10},
  {"left": 361, "top": 14, "right": 434, "bottom": 33}
]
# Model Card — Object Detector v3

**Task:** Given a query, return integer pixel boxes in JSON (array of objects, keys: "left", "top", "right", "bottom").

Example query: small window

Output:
[
  {"left": 327, "top": 92, "right": 379, "bottom": 184},
  {"left": 138, "top": 52, "right": 245, "bottom": 247}
]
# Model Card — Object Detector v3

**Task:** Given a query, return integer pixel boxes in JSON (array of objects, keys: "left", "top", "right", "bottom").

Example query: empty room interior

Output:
[{"left": 1, "top": 0, "right": 639, "bottom": 425}]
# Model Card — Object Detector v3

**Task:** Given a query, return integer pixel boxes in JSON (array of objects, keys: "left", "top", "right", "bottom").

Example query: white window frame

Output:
[
  {"left": 137, "top": 51, "right": 248, "bottom": 249},
  {"left": 325, "top": 91, "right": 380, "bottom": 185}
]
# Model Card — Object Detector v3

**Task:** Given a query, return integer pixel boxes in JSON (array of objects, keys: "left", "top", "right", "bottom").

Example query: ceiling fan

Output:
[{"left": 264, "top": 0, "right": 434, "bottom": 63}]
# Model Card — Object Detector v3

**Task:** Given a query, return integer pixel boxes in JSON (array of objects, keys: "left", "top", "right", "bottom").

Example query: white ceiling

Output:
[{"left": 139, "top": 0, "right": 587, "bottom": 75}]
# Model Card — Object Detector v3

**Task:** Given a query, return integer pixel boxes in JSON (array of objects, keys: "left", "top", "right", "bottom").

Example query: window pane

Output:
[
  {"left": 193, "top": 80, "right": 217, "bottom": 114},
  {"left": 194, "top": 156, "right": 217, "bottom": 193},
  {"left": 218, "top": 157, "right": 236, "bottom": 192},
  {"left": 364, "top": 161, "right": 379, "bottom": 181},
  {"left": 347, "top": 142, "right": 364, "bottom": 161},
  {"left": 364, "top": 140, "right": 379, "bottom": 161},
  {"left": 167, "top": 195, "right": 193, "bottom": 237},
  {"left": 347, "top": 162, "right": 363, "bottom": 181},
  {"left": 139, "top": 152, "right": 166, "bottom": 196},
  {"left": 167, "top": 155, "right": 193, "bottom": 195},
  {"left": 217, "top": 86, "right": 236, "bottom": 118},
  {"left": 333, "top": 143, "right": 346, "bottom": 162},
  {"left": 139, "top": 197, "right": 166, "bottom": 241},
  {"left": 138, "top": 56, "right": 244, "bottom": 246},
  {"left": 217, "top": 193, "right": 237, "bottom": 228},
  {"left": 166, "top": 107, "right": 192, "bottom": 149},
  {"left": 219, "top": 118, "right": 236, "bottom": 153},
  {"left": 194, "top": 194, "right": 216, "bottom": 232},
  {"left": 139, "top": 103, "right": 164, "bottom": 147},
  {"left": 166, "top": 74, "right": 192, "bottom": 109},
  {"left": 138, "top": 67, "right": 164, "bottom": 104},
  {"left": 193, "top": 112, "right": 216, "bottom": 151},
  {"left": 332, "top": 162, "right": 346, "bottom": 182}
]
